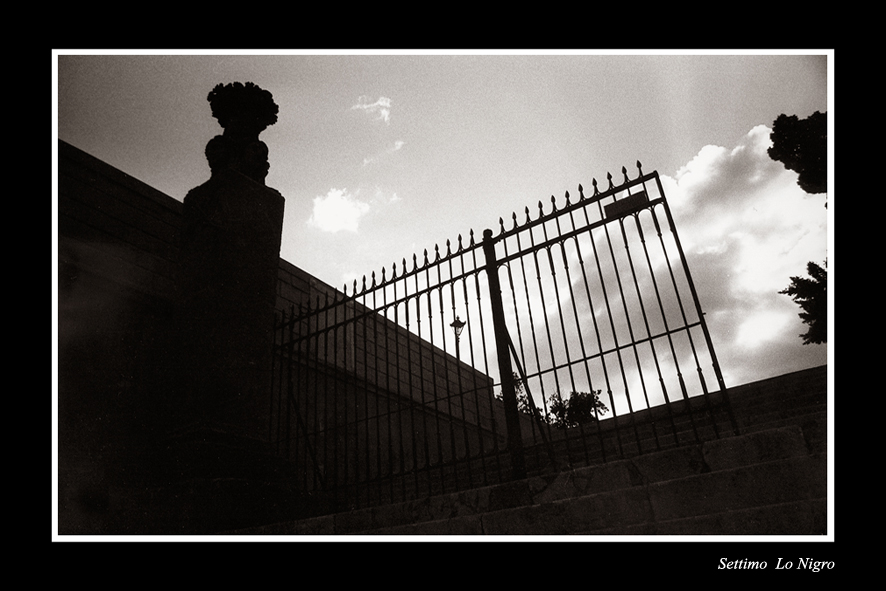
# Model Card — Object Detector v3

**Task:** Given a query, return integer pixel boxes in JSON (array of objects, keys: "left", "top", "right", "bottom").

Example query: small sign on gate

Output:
[{"left": 604, "top": 190, "right": 649, "bottom": 220}]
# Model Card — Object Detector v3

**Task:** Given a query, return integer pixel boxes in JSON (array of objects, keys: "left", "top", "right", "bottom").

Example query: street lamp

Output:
[{"left": 450, "top": 315, "right": 466, "bottom": 359}]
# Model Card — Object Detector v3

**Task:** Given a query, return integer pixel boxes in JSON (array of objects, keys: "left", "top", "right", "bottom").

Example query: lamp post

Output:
[{"left": 450, "top": 315, "right": 466, "bottom": 359}]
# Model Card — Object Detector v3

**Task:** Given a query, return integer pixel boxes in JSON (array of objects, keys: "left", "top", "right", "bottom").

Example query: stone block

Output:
[
  {"left": 559, "top": 460, "right": 637, "bottom": 498},
  {"left": 650, "top": 498, "right": 827, "bottom": 536},
  {"left": 647, "top": 454, "right": 827, "bottom": 522},
  {"left": 334, "top": 506, "right": 374, "bottom": 534},
  {"left": 702, "top": 425, "right": 809, "bottom": 471},
  {"left": 482, "top": 486, "right": 653, "bottom": 535},
  {"left": 371, "top": 514, "right": 485, "bottom": 536},
  {"left": 628, "top": 443, "right": 707, "bottom": 484}
]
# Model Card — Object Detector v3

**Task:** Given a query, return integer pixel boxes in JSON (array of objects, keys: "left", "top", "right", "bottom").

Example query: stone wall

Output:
[{"left": 56, "top": 139, "right": 505, "bottom": 532}]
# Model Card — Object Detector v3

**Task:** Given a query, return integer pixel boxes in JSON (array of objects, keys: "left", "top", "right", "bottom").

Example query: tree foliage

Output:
[
  {"left": 769, "top": 112, "right": 828, "bottom": 345},
  {"left": 780, "top": 260, "right": 827, "bottom": 345},
  {"left": 768, "top": 111, "right": 827, "bottom": 195},
  {"left": 545, "top": 389, "right": 610, "bottom": 429},
  {"left": 497, "top": 374, "right": 610, "bottom": 429}
]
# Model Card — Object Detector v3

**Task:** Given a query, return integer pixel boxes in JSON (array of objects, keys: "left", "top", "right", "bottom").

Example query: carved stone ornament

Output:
[{"left": 204, "top": 82, "right": 279, "bottom": 184}]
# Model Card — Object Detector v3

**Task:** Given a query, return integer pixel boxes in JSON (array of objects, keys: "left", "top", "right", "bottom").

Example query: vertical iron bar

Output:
[
  {"left": 284, "top": 310, "right": 293, "bottom": 460},
  {"left": 424, "top": 255, "right": 447, "bottom": 493},
  {"left": 296, "top": 307, "right": 307, "bottom": 484},
  {"left": 577, "top": 192, "right": 623, "bottom": 459},
  {"left": 294, "top": 307, "right": 308, "bottom": 487},
  {"left": 381, "top": 276, "right": 392, "bottom": 504},
  {"left": 548, "top": 197, "right": 591, "bottom": 466},
  {"left": 372, "top": 280, "right": 382, "bottom": 503},
  {"left": 436, "top": 253, "right": 459, "bottom": 491},
  {"left": 311, "top": 297, "right": 323, "bottom": 497},
  {"left": 460, "top": 242, "right": 487, "bottom": 485},
  {"left": 295, "top": 307, "right": 305, "bottom": 487},
  {"left": 500, "top": 222, "right": 537, "bottom": 445},
  {"left": 270, "top": 310, "right": 279, "bottom": 447},
  {"left": 343, "top": 297, "right": 352, "bottom": 504},
  {"left": 565, "top": 195, "right": 610, "bottom": 462},
  {"left": 403, "top": 275, "right": 419, "bottom": 498},
  {"left": 528, "top": 203, "right": 573, "bottom": 464},
  {"left": 361, "top": 280, "right": 371, "bottom": 503},
  {"left": 413, "top": 266, "right": 433, "bottom": 497},
  {"left": 630, "top": 209, "right": 683, "bottom": 446},
  {"left": 654, "top": 173, "right": 738, "bottom": 436},
  {"left": 513, "top": 210, "right": 553, "bottom": 442},
  {"left": 554, "top": 195, "right": 601, "bottom": 464},
  {"left": 288, "top": 305, "right": 325, "bottom": 492},
  {"left": 469, "top": 234, "right": 502, "bottom": 484},
  {"left": 321, "top": 294, "right": 335, "bottom": 505},
  {"left": 482, "top": 229, "right": 526, "bottom": 481},
  {"left": 393, "top": 276, "right": 407, "bottom": 503},
  {"left": 449, "top": 250, "right": 473, "bottom": 489},
  {"left": 329, "top": 292, "right": 340, "bottom": 504},
  {"left": 505, "top": 331, "right": 561, "bottom": 471},
  {"left": 617, "top": 214, "right": 660, "bottom": 451},
  {"left": 595, "top": 184, "right": 644, "bottom": 456},
  {"left": 645, "top": 202, "right": 702, "bottom": 442},
  {"left": 271, "top": 310, "right": 281, "bottom": 453}
]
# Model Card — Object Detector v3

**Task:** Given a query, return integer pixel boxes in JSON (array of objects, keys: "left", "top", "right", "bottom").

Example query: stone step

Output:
[
  {"left": 359, "top": 452, "right": 827, "bottom": 535},
  {"left": 292, "top": 411, "right": 734, "bottom": 513},
  {"left": 743, "top": 410, "right": 828, "bottom": 455},
  {"left": 229, "top": 424, "right": 822, "bottom": 535},
  {"left": 271, "top": 375, "right": 827, "bottom": 519},
  {"left": 581, "top": 498, "right": 827, "bottom": 535}
]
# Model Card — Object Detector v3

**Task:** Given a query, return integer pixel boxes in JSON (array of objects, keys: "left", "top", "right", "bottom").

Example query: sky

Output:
[{"left": 53, "top": 50, "right": 832, "bottom": 389}]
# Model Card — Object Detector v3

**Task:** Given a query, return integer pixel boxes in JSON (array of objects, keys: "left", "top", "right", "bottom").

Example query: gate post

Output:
[{"left": 482, "top": 229, "right": 527, "bottom": 480}]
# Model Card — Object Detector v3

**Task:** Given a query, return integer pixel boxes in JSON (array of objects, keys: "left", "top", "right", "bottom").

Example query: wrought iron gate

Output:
[{"left": 270, "top": 163, "right": 737, "bottom": 511}]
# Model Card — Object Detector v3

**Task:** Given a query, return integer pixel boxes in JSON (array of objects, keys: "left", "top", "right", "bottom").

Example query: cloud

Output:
[
  {"left": 351, "top": 95, "right": 392, "bottom": 123},
  {"left": 734, "top": 309, "right": 792, "bottom": 349},
  {"left": 363, "top": 140, "right": 405, "bottom": 167},
  {"left": 663, "top": 125, "right": 827, "bottom": 296},
  {"left": 510, "top": 123, "right": 827, "bottom": 395},
  {"left": 307, "top": 188, "right": 370, "bottom": 233},
  {"left": 373, "top": 186, "right": 401, "bottom": 203},
  {"left": 666, "top": 125, "right": 784, "bottom": 218},
  {"left": 658, "top": 124, "right": 828, "bottom": 384}
]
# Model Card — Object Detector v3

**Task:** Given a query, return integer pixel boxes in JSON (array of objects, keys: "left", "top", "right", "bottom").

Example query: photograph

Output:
[{"left": 53, "top": 50, "right": 832, "bottom": 546}]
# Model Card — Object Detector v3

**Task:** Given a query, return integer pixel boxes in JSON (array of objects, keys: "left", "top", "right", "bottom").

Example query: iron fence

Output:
[{"left": 270, "top": 163, "right": 737, "bottom": 512}]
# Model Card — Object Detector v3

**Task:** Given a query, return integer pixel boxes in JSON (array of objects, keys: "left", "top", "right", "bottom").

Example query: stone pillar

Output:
[{"left": 174, "top": 82, "right": 284, "bottom": 442}]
